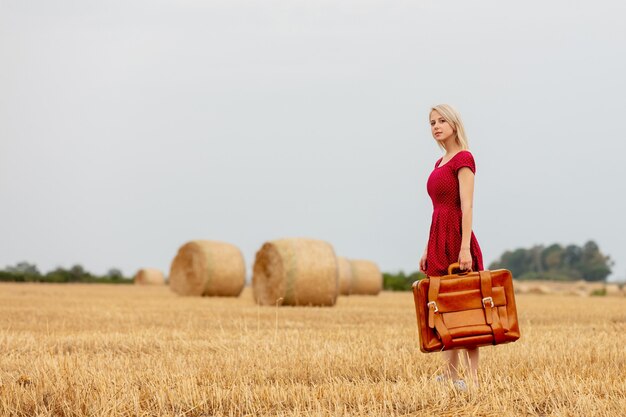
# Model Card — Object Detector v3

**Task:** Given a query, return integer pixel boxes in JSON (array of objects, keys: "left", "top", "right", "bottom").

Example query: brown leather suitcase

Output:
[{"left": 412, "top": 263, "right": 521, "bottom": 352}]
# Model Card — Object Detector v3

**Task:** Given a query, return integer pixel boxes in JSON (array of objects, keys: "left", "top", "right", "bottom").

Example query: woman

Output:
[{"left": 419, "top": 104, "right": 484, "bottom": 391}]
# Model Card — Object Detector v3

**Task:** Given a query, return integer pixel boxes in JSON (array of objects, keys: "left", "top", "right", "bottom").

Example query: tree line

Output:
[
  {"left": 488, "top": 240, "right": 612, "bottom": 282},
  {"left": 0, "top": 262, "right": 132, "bottom": 284},
  {"left": 1, "top": 240, "right": 613, "bottom": 288},
  {"left": 383, "top": 240, "right": 613, "bottom": 291}
]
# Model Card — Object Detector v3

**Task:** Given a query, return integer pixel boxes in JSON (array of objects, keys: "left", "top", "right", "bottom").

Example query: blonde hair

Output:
[{"left": 429, "top": 104, "right": 469, "bottom": 151}]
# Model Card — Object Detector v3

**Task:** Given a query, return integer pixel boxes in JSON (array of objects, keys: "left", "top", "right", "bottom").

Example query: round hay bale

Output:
[
  {"left": 337, "top": 256, "right": 353, "bottom": 296},
  {"left": 349, "top": 259, "right": 382, "bottom": 295},
  {"left": 134, "top": 268, "right": 165, "bottom": 285},
  {"left": 252, "top": 238, "right": 338, "bottom": 306},
  {"left": 169, "top": 240, "right": 245, "bottom": 297}
]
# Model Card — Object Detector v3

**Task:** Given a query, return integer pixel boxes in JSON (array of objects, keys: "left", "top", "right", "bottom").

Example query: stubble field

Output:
[{"left": 0, "top": 283, "right": 624, "bottom": 416}]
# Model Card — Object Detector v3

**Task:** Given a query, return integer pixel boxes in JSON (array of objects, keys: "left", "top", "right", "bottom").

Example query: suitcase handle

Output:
[{"left": 448, "top": 262, "right": 473, "bottom": 275}]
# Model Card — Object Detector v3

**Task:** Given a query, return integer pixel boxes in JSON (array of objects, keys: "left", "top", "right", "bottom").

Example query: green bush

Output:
[
  {"left": 383, "top": 271, "right": 425, "bottom": 291},
  {"left": 590, "top": 288, "right": 607, "bottom": 297},
  {"left": 1, "top": 263, "right": 132, "bottom": 284}
]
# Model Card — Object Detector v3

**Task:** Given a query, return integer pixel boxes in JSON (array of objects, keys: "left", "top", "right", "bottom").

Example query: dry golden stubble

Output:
[{"left": 1, "top": 283, "right": 625, "bottom": 416}]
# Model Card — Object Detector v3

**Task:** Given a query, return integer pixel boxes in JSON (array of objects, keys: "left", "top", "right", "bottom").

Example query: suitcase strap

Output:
[
  {"left": 427, "top": 276, "right": 453, "bottom": 349},
  {"left": 479, "top": 270, "right": 507, "bottom": 344}
]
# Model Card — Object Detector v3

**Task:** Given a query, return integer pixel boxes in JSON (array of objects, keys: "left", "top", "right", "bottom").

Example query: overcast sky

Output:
[{"left": 1, "top": 0, "right": 625, "bottom": 281}]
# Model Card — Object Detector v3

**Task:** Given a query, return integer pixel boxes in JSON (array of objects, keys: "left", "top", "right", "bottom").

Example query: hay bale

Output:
[
  {"left": 252, "top": 238, "right": 338, "bottom": 306},
  {"left": 337, "top": 256, "right": 353, "bottom": 296},
  {"left": 134, "top": 268, "right": 165, "bottom": 285},
  {"left": 349, "top": 259, "right": 382, "bottom": 295},
  {"left": 169, "top": 240, "right": 245, "bottom": 297}
]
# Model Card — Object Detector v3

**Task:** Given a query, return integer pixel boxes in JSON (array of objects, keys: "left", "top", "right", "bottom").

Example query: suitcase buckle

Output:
[
  {"left": 427, "top": 301, "right": 439, "bottom": 313},
  {"left": 482, "top": 297, "right": 494, "bottom": 308}
]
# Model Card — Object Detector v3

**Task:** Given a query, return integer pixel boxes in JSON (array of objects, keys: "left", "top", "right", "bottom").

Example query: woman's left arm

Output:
[{"left": 458, "top": 167, "right": 475, "bottom": 269}]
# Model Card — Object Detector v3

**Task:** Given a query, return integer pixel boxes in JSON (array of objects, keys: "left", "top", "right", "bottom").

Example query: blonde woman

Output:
[{"left": 419, "top": 104, "right": 484, "bottom": 390}]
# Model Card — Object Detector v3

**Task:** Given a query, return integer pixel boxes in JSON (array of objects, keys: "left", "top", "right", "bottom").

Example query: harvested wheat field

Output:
[{"left": 0, "top": 283, "right": 624, "bottom": 416}]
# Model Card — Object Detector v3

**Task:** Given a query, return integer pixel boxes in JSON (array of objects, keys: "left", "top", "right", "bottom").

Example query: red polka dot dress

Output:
[{"left": 425, "top": 150, "right": 484, "bottom": 277}]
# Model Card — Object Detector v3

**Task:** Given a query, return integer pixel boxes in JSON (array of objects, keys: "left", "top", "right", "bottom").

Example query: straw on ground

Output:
[{"left": 0, "top": 283, "right": 624, "bottom": 416}]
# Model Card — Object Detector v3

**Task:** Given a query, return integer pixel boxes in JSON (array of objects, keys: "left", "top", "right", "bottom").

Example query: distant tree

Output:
[
  {"left": 43, "top": 265, "right": 91, "bottom": 283},
  {"left": 104, "top": 268, "right": 128, "bottom": 282},
  {"left": 490, "top": 248, "right": 530, "bottom": 277},
  {"left": 45, "top": 267, "right": 72, "bottom": 283},
  {"left": 542, "top": 243, "right": 563, "bottom": 270},
  {"left": 68, "top": 264, "right": 88, "bottom": 282},
  {"left": 3, "top": 262, "right": 41, "bottom": 282},
  {"left": 489, "top": 240, "right": 612, "bottom": 282},
  {"left": 106, "top": 268, "right": 123, "bottom": 278},
  {"left": 562, "top": 244, "right": 582, "bottom": 269},
  {"left": 529, "top": 245, "right": 545, "bottom": 274},
  {"left": 6, "top": 262, "right": 41, "bottom": 276},
  {"left": 578, "top": 240, "right": 613, "bottom": 281}
]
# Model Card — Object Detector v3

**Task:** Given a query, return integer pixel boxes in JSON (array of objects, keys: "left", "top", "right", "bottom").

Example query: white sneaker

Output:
[{"left": 453, "top": 379, "right": 468, "bottom": 392}]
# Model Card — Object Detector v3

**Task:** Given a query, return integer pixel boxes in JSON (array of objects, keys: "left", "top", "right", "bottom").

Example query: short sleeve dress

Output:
[{"left": 425, "top": 150, "right": 484, "bottom": 276}]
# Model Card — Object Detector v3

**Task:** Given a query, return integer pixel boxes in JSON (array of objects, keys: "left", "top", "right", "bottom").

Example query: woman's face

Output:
[{"left": 430, "top": 110, "right": 455, "bottom": 143}]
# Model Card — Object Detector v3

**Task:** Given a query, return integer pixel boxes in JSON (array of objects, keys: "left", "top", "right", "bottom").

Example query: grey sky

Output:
[{"left": 2, "top": 1, "right": 625, "bottom": 281}]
